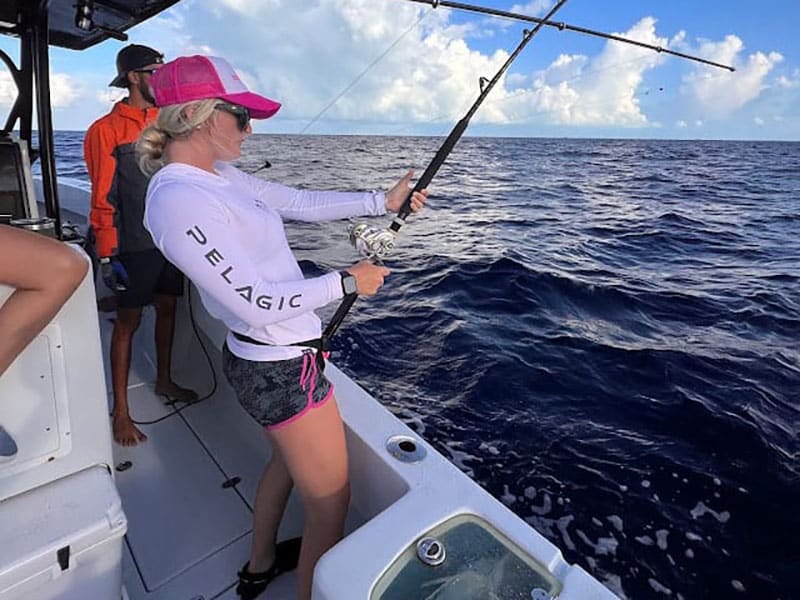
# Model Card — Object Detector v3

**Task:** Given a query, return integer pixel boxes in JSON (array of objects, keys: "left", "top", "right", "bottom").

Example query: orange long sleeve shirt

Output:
[{"left": 84, "top": 100, "right": 159, "bottom": 257}]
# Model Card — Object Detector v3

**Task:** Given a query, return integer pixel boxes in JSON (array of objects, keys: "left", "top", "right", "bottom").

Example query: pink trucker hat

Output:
[{"left": 150, "top": 55, "right": 281, "bottom": 119}]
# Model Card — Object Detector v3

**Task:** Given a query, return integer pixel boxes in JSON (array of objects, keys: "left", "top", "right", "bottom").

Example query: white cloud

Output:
[
  {"left": 775, "top": 69, "right": 799, "bottom": 89},
  {"left": 1, "top": 71, "right": 84, "bottom": 111},
  {"left": 681, "top": 35, "right": 782, "bottom": 115},
  {"left": 488, "top": 17, "right": 669, "bottom": 127},
  {"left": 50, "top": 74, "right": 83, "bottom": 108},
  {"left": 147, "top": 0, "right": 508, "bottom": 127},
  {"left": 0, "top": 71, "right": 15, "bottom": 107},
  {"left": 754, "top": 116, "right": 764, "bottom": 125},
  {"left": 509, "top": 1, "right": 551, "bottom": 17},
  {"left": 56, "top": 0, "right": 789, "bottom": 137}
]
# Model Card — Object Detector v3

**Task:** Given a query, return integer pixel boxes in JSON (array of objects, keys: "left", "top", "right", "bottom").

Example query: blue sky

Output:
[{"left": 1, "top": 0, "right": 798, "bottom": 140}]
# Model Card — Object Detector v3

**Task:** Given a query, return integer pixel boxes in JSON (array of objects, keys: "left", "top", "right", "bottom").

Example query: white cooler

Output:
[{"left": 0, "top": 466, "right": 127, "bottom": 600}]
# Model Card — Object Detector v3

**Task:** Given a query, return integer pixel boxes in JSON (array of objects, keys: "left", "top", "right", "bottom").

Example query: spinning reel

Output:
[{"left": 348, "top": 222, "right": 398, "bottom": 261}]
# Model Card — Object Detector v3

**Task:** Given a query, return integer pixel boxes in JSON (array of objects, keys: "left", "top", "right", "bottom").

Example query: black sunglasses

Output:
[
  {"left": 134, "top": 68, "right": 157, "bottom": 76},
  {"left": 215, "top": 102, "right": 251, "bottom": 132}
]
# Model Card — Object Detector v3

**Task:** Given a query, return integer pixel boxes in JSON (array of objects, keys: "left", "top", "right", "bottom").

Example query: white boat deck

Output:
[{"left": 99, "top": 303, "right": 311, "bottom": 599}]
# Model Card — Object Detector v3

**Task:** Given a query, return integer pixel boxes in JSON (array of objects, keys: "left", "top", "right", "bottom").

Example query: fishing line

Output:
[{"left": 299, "top": 9, "right": 431, "bottom": 134}]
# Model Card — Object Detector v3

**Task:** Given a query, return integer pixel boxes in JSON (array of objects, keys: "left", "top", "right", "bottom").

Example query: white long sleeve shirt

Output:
[{"left": 144, "top": 162, "right": 386, "bottom": 361}]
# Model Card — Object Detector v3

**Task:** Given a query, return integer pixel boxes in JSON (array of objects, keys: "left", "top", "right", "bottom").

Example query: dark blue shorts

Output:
[
  {"left": 222, "top": 344, "right": 333, "bottom": 429},
  {"left": 116, "top": 249, "right": 184, "bottom": 309}
]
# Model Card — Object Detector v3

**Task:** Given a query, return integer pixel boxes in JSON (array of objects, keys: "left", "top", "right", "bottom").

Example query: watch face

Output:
[{"left": 343, "top": 274, "right": 357, "bottom": 295}]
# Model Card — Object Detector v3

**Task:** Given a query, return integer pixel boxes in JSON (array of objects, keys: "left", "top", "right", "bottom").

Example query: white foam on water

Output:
[
  {"left": 641, "top": 479, "right": 651, "bottom": 488},
  {"left": 556, "top": 515, "right": 576, "bottom": 551},
  {"left": 655, "top": 529, "right": 669, "bottom": 550},
  {"left": 685, "top": 548, "right": 694, "bottom": 559},
  {"left": 592, "top": 517, "right": 603, "bottom": 527},
  {"left": 396, "top": 407, "right": 427, "bottom": 436},
  {"left": 731, "top": 580, "right": 746, "bottom": 592},
  {"left": 500, "top": 484, "right": 516, "bottom": 506},
  {"left": 713, "top": 477, "right": 721, "bottom": 486},
  {"left": 635, "top": 535, "right": 654, "bottom": 546},
  {"left": 529, "top": 492, "right": 552, "bottom": 516},
  {"left": 596, "top": 535, "right": 619, "bottom": 556},
  {"left": 647, "top": 577, "right": 673, "bottom": 595},
  {"left": 442, "top": 440, "right": 479, "bottom": 478},
  {"left": 690, "top": 501, "right": 731, "bottom": 523},
  {"left": 575, "top": 529, "right": 619, "bottom": 556},
  {"left": 607, "top": 515, "right": 624, "bottom": 533},
  {"left": 479, "top": 441, "right": 500, "bottom": 456},
  {"left": 524, "top": 486, "right": 536, "bottom": 499},
  {"left": 601, "top": 573, "right": 627, "bottom": 599},
  {"left": 685, "top": 532, "right": 703, "bottom": 542}
]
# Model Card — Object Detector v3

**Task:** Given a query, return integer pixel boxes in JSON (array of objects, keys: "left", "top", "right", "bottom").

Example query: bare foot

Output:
[
  {"left": 155, "top": 381, "right": 199, "bottom": 405},
  {"left": 112, "top": 414, "right": 147, "bottom": 446}
]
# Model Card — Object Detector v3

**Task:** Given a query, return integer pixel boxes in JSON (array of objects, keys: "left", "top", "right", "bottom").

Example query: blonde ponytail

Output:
[
  {"left": 137, "top": 124, "right": 169, "bottom": 176},
  {"left": 136, "top": 98, "right": 219, "bottom": 176}
]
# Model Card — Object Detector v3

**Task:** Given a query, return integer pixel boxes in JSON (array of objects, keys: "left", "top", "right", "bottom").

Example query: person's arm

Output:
[
  {"left": 84, "top": 121, "right": 119, "bottom": 257},
  {"left": 220, "top": 164, "right": 387, "bottom": 222},
  {"left": 0, "top": 226, "right": 88, "bottom": 377},
  {"left": 145, "top": 182, "right": 343, "bottom": 329}
]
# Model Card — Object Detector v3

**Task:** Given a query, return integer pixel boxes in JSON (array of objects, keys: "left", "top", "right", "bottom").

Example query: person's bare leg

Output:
[
  {"left": 153, "top": 293, "right": 197, "bottom": 402},
  {"left": 110, "top": 306, "right": 145, "bottom": 446},
  {"left": 267, "top": 397, "right": 350, "bottom": 600},
  {"left": 247, "top": 447, "right": 294, "bottom": 572},
  {"left": 0, "top": 226, "right": 87, "bottom": 376}
]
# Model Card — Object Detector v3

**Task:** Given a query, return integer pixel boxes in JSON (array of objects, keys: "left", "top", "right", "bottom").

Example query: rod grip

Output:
[{"left": 397, "top": 117, "right": 469, "bottom": 221}]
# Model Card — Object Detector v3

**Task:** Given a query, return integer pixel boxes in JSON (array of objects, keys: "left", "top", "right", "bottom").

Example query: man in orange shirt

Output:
[{"left": 85, "top": 44, "right": 197, "bottom": 446}]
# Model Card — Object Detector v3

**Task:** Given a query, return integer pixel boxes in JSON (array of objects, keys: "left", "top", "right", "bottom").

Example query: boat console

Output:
[{"left": 0, "top": 133, "right": 38, "bottom": 225}]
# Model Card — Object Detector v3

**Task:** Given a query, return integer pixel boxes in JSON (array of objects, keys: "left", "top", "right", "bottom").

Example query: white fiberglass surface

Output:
[
  {"left": 113, "top": 414, "right": 253, "bottom": 591},
  {"left": 98, "top": 314, "right": 259, "bottom": 596},
  {"left": 100, "top": 312, "right": 368, "bottom": 599}
]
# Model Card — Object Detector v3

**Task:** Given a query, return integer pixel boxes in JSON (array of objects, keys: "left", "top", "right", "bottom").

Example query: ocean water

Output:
[{"left": 51, "top": 132, "right": 799, "bottom": 599}]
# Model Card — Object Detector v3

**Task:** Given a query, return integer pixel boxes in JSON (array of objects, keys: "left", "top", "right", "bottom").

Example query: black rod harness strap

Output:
[
  {"left": 232, "top": 331, "right": 328, "bottom": 372},
  {"left": 320, "top": 0, "right": 572, "bottom": 350},
  {"left": 406, "top": 0, "right": 735, "bottom": 73}
]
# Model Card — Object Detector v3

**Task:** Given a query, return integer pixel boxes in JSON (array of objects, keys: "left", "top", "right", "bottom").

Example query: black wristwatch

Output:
[{"left": 340, "top": 271, "right": 357, "bottom": 296}]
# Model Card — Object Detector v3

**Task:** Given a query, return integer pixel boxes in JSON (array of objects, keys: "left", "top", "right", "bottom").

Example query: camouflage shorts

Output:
[{"left": 222, "top": 344, "right": 333, "bottom": 429}]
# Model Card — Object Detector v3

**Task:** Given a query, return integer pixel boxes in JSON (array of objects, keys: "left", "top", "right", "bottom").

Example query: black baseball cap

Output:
[{"left": 109, "top": 44, "right": 165, "bottom": 88}]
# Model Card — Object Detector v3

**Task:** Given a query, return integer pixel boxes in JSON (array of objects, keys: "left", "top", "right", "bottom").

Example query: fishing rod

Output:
[
  {"left": 320, "top": 0, "right": 571, "bottom": 346},
  {"left": 405, "top": 0, "right": 736, "bottom": 73}
]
